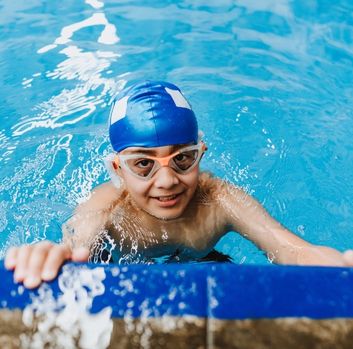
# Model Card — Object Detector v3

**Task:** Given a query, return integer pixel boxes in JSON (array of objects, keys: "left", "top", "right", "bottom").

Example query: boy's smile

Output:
[{"left": 116, "top": 144, "right": 202, "bottom": 220}]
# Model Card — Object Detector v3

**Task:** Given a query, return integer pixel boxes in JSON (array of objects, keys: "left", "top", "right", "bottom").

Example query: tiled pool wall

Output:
[{"left": 1, "top": 262, "right": 353, "bottom": 348}]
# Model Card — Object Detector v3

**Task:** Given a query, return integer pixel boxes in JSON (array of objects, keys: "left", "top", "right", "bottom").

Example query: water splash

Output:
[
  {"left": 90, "top": 230, "right": 116, "bottom": 264},
  {"left": 20, "top": 264, "right": 113, "bottom": 349}
]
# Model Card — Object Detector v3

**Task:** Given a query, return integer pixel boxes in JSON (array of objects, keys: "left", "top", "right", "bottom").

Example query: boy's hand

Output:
[{"left": 4, "top": 241, "right": 89, "bottom": 289}]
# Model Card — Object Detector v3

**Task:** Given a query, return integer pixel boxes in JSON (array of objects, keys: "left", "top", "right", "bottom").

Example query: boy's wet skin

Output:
[
  {"left": 88, "top": 173, "right": 230, "bottom": 261},
  {"left": 64, "top": 173, "right": 222, "bottom": 261}
]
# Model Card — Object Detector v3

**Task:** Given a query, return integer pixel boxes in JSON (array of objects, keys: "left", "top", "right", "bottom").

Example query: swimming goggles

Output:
[{"left": 113, "top": 142, "right": 207, "bottom": 180}]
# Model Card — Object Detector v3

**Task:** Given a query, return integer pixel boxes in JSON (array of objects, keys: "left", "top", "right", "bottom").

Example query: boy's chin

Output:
[{"left": 146, "top": 207, "right": 184, "bottom": 221}]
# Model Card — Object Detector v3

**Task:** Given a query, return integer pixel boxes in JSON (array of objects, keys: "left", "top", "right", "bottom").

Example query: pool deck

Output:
[{"left": 1, "top": 262, "right": 353, "bottom": 348}]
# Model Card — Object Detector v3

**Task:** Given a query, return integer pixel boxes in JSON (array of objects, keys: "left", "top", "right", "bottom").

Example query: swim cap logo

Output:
[
  {"left": 110, "top": 95, "right": 129, "bottom": 125},
  {"left": 165, "top": 87, "right": 191, "bottom": 110}
]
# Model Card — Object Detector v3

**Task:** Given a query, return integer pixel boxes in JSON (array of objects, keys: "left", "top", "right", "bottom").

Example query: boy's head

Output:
[
  {"left": 109, "top": 80, "right": 198, "bottom": 151},
  {"left": 108, "top": 80, "right": 205, "bottom": 220}
]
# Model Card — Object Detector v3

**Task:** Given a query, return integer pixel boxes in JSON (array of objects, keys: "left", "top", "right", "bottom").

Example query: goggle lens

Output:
[
  {"left": 125, "top": 158, "right": 156, "bottom": 178},
  {"left": 171, "top": 149, "right": 199, "bottom": 171}
]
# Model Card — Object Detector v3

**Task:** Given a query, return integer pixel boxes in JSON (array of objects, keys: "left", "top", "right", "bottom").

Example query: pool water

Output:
[{"left": 0, "top": 0, "right": 353, "bottom": 264}]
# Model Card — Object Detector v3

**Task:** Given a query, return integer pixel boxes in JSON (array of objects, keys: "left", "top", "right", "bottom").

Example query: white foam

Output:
[{"left": 21, "top": 264, "right": 113, "bottom": 349}]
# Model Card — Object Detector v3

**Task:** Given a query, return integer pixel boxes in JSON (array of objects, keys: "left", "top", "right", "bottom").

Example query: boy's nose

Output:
[{"left": 153, "top": 167, "right": 180, "bottom": 188}]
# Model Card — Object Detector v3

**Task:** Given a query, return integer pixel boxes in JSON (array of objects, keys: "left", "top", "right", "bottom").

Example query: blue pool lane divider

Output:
[{"left": 1, "top": 261, "right": 353, "bottom": 320}]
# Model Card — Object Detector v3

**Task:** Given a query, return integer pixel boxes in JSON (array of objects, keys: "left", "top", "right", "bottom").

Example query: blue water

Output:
[{"left": 0, "top": 0, "right": 353, "bottom": 264}]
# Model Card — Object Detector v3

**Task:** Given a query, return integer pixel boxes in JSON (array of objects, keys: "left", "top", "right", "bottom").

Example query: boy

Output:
[{"left": 5, "top": 80, "right": 353, "bottom": 289}]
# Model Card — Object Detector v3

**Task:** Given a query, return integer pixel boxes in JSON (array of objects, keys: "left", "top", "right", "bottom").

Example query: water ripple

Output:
[{"left": 1, "top": 0, "right": 353, "bottom": 258}]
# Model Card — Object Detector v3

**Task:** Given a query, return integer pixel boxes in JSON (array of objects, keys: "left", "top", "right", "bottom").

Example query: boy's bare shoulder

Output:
[
  {"left": 91, "top": 181, "right": 121, "bottom": 199},
  {"left": 196, "top": 172, "right": 246, "bottom": 214},
  {"left": 76, "top": 181, "right": 124, "bottom": 213},
  {"left": 197, "top": 171, "right": 228, "bottom": 199},
  {"left": 63, "top": 181, "right": 125, "bottom": 248},
  {"left": 198, "top": 171, "right": 244, "bottom": 195}
]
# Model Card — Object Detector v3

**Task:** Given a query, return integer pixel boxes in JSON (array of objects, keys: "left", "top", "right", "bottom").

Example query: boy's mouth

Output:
[
  {"left": 156, "top": 194, "right": 178, "bottom": 202},
  {"left": 152, "top": 192, "right": 183, "bottom": 207}
]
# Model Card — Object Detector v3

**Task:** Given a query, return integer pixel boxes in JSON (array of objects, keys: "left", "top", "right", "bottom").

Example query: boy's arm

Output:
[
  {"left": 218, "top": 181, "right": 353, "bottom": 266},
  {"left": 5, "top": 181, "right": 121, "bottom": 289}
]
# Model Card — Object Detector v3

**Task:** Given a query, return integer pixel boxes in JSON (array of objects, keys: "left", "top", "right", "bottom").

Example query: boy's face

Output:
[{"left": 117, "top": 144, "right": 200, "bottom": 220}]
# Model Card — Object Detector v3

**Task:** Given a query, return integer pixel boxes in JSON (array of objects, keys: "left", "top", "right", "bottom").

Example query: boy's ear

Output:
[{"left": 112, "top": 160, "right": 123, "bottom": 176}]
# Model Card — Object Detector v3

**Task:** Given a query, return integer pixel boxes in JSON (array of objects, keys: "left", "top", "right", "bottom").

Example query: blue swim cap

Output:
[{"left": 109, "top": 80, "right": 198, "bottom": 152}]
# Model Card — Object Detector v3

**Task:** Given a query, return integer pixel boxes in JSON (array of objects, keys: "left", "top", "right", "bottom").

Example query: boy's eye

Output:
[
  {"left": 173, "top": 150, "right": 198, "bottom": 170},
  {"left": 174, "top": 151, "right": 196, "bottom": 162},
  {"left": 135, "top": 159, "right": 154, "bottom": 168},
  {"left": 175, "top": 153, "right": 187, "bottom": 162}
]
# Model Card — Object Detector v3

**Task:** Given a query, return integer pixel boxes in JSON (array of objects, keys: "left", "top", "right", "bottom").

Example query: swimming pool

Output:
[{"left": 1, "top": 0, "right": 353, "bottom": 264}]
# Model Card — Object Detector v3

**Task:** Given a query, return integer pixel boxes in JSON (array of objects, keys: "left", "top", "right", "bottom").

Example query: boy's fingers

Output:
[
  {"left": 6, "top": 243, "right": 89, "bottom": 289},
  {"left": 14, "top": 245, "right": 33, "bottom": 283},
  {"left": 41, "top": 244, "right": 72, "bottom": 281},
  {"left": 343, "top": 250, "right": 353, "bottom": 266},
  {"left": 5, "top": 247, "right": 19, "bottom": 270},
  {"left": 23, "top": 242, "right": 53, "bottom": 289},
  {"left": 72, "top": 247, "right": 90, "bottom": 262}
]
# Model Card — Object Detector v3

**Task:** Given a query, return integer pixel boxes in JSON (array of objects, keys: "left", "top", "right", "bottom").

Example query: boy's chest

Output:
[{"left": 108, "top": 202, "right": 227, "bottom": 259}]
